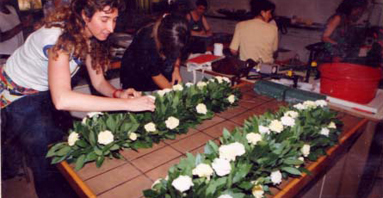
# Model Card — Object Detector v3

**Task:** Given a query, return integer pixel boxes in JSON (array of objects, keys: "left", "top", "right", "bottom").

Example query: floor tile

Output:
[
  {"left": 97, "top": 175, "right": 152, "bottom": 198},
  {"left": 189, "top": 139, "right": 220, "bottom": 156},
  {"left": 77, "top": 158, "right": 128, "bottom": 180},
  {"left": 131, "top": 146, "right": 181, "bottom": 172},
  {"left": 217, "top": 106, "right": 247, "bottom": 119},
  {"left": 120, "top": 141, "right": 166, "bottom": 161},
  {"left": 85, "top": 163, "right": 141, "bottom": 195},
  {"left": 195, "top": 116, "right": 225, "bottom": 131},
  {"left": 163, "top": 128, "right": 199, "bottom": 145},
  {"left": 145, "top": 157, "right": 182, "bottom": 181},
  {"left": 171, "top": 132, "right": 214, "bottom": 154},
  {"left": 202, "top": 120, "right": 239, "bottom": 138},
  {"left": 238, "top": 97, "right": 269, "bottom": 109},
  {"left": 229, "top": 110, "right": 258, "bottom": 125}
]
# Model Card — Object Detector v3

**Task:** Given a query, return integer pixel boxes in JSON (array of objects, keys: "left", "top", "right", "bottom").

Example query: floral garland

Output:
[
  {"left": 46, "top": 76, "right": 241, "bottom": 170},
  {"left": 143, "top": 100, "right": 342, "bottom": 198}
]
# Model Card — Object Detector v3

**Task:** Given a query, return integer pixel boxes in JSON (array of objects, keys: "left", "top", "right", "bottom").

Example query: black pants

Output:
[{"left": 1, "top": 91, "right": 78, "bottom": 198}]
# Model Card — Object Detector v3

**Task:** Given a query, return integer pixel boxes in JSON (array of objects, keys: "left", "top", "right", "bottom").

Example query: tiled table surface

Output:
[{"left": 61, "top": 84, "right": 364, "bottom": 198}]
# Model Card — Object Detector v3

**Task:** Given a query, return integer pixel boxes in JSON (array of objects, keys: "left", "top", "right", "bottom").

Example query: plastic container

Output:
[{"left": 319, "top": 63, "right": 382, "bottom": 104}]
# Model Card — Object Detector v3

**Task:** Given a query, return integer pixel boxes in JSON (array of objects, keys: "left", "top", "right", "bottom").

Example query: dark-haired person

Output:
[
  {"left": 230, "top": 0, "right": 278, "bottom": 63},
  {"left": 320, "top": 0, "right": 367, "bottom": 62},
  {"left": 186, "top": 0, "right": 212, "bottom": 37},
  {"left": 120, "top": 13, "right": 190, "bottom": 91},
  {"left": 0, "top": 0, "right": 31, "bottom": 58},
  {"left": 0, "top": 0, "right": 155, "bottom": 197}
]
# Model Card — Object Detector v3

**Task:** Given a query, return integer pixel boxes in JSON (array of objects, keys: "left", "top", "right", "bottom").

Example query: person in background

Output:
[
  {"left": 185, "top": 0, "right": 212, "bottom": 53},
  {"left": 0, "top": 0, "right": 155, "bottom": 197},
  {"left": 320, "top": 0, "right": 367, "bottom": 62},
  {"left": 120, "top": 13, "right": 190, "bottom": 91},
  {"left": 229, "top": 0, "right": 278, "bottom": 63},
  {"left": 186, "top": 0, "right": 211, "bottom": 37},
  {"left": 0, "top": 0, "right": 31, "bottom": 58}
]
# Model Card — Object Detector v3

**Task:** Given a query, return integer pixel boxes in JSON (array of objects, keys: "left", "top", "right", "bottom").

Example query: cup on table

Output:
[{"left": 213, "top": 43, "right": 224, "bottom": 56}]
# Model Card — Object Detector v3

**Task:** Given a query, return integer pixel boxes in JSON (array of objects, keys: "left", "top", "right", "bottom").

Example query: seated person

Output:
[
  {"left": 186, "top": 0, "right": 212, "bottom": 53},
  {"left": 186, "top": 0, "right": 212, "bottom": 37},
  {"left": 320, "top": 0, "right": 367, "bottom": 62},
  {"left": 229, "top": 0, "right": 278, "bottom": 63},
  {"left": 120, "top": 13, "right": 190, "bottom": 91},
  {"left": 0, "top": 0, "right": 31, "bottom": 58}
]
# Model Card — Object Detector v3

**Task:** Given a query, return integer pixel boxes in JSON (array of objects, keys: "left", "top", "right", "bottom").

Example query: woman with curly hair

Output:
[{"left": 0, "top": 0, "right": 155, "bottom": 197}]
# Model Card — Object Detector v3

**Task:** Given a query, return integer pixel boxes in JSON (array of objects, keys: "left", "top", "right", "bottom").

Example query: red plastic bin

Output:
[{"left": 319, "top": 63, "right": 382, "bottom": 104}]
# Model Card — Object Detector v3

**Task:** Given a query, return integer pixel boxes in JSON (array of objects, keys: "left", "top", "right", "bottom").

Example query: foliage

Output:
[
  {"left": 46, "top": 77, "right": 240, "bottom": 170},
  {"left": 143, "top": 100, "right": 342, "bottom": 198}
]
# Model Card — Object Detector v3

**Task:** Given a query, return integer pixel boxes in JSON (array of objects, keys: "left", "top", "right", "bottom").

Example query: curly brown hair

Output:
[{"left": 45, "top": 0, "right": 125, "bottom": 73}]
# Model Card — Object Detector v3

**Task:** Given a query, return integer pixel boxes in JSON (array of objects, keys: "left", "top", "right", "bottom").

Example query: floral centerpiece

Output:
[
  {"left": 46, "top": 76, "right": 240, "bottom": 170},
  {"left": 143, "top": 100, "right": 342, "bottom": 198}
]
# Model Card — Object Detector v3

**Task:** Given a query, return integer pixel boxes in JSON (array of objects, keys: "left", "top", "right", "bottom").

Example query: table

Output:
[{"left": 58, "top": 83, "right": 371, "bottom": 198}]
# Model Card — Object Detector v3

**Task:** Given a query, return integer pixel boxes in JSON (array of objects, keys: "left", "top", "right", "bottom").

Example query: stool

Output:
[{"left": 305, "top": 42, "right": 325, "bottom": 82}]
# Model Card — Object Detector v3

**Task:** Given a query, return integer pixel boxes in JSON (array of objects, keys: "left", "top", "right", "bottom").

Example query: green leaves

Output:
[
  {"left": 143, "top": 100, "right": 343, "bottom": 198},
  {"left": 47, "top": 79, "right": 240, "bottom": 170}
]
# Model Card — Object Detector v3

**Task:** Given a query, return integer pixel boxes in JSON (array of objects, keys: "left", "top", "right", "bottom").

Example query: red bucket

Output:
[{"left": 319, "top": 63, "right": 382, "bottom": 104}]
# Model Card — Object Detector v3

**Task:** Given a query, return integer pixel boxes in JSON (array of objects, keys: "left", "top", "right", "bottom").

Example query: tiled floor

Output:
[{"left": 2, "top": 84, "right": 383, "bottom": 198}]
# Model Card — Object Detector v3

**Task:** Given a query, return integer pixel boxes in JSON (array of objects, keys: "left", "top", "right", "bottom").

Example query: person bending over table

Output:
[
  {"left": 120, "top": 13, "right": 190, "bottom": 91},
  {"left": 229, "top": 0, "right": 278, "bottom": 63},
  {"left": 0, "top": 0, "right": 155, "bottom": 197}
]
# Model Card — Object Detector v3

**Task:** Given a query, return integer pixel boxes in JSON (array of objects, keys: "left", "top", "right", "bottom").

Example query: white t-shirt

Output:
[
  {"left": 4, "top": 26, "right": 80, "bottom": 91},
  {"left": 0, "top": 5, "right": 24, "bottom": 55},
  {"left": 230, "top": 18, "right": 278, "bottom": 63}
]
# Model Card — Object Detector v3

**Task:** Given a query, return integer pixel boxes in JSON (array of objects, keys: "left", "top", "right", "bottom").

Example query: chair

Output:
[{"left": 305, "top": 42, "right": 325, "bottom": 82}]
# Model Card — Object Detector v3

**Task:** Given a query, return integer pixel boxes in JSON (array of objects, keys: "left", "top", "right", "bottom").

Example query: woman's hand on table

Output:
[
  {"left": 125, "top": 96, "right": 155, "bottom": 112},
  {"left": 119, "top": 88, "right": 142, "bottom": 99}
]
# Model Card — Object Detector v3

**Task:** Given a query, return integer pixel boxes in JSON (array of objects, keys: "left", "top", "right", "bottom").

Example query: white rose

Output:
[
  {"left": 252, "top": 185, "right": 264, "bottom": 198},
  {"left": 196, "top": 81, "right": 207, "bottom": 89},
  {"left": 315, "top": 100, "right": 328, "bottom": 107},
  {"left": 98, "top": 130, "right": 114, "bottom": 145},
  {"left": 185, "top": 82, "right": 194, "bottom": 87},
  {"left": 293, "top": 103, "right": 306, "bottom": 110},
  {"left": 144, "top": 122, "right": 156, "bottom": 132},
  {"left": 151, "top": 178, "right": 162, "bottom": 189},
  {"left": 259, "top": 125, "right": 270, "bottom": 134},
  {"left": 219, "top": 142, "right": 246, "bottom": 161},
  {"left": 165, "top": 116, "right": 180, "bottom": 130},
  {"left": 172, "top": 84, "right": 183, "bottom": 91},
  {"left": 222, "top": 77, "right": 231, "bottom": 83},
  {"left": 301, "top": 144, "right": 311, "bottom": 157},
  {"left": 281, "top": 116, "right": 295, "bottom": 127},
  {"left": 87, "top": 112, "right": 103, "bottom": 118},
  {"left": 81, "top": 117, "right": 87, "bottom": 125},
  {"left": 212, "top": 158, "right": 231, "bottom": 176},
  {"left": 129, "top": 132, "right": 137, "bottom": 141},
  {"left": 270, "top": 170, "right": 282, "bottom": 185},
  {"left": 218, "top": 195, "right": 233, "bottom": 198},
  {"left": 303, "top": 101, "right": 317, "bottom": 109},
  {"left": 157, "top": 90, "right": 166, "bottom": 97},
  {"left": 68, "top": 132, "right": 79, "bottom": 146},
  {"left": 196, "top": 103, "right": 208, "bottom": 115},
  {"left": 284, "top": 111, "right": 298, "bottom": 118},
  {"left": 171, "top": 175, "right": 194, "bottom": 192},
  {"left": 215, "top": 76, "right": 223, "bottom": 83},
  {"left": 192, "top": 163, "right": 214, "bottom": 178},
  {"left": 227, "top": 95, "right": 235, "bottom": 104},
  {"left": 269, "top": 120, "right": 284, "bottom": 133},
  {"left": 295, "top": 156, "right": 305, "bottom": 168},
  {"left": 209, "top": 78, "right": 215, "bottom": 83},
  {"left": 328, "top": 122, "right": 336, "bottom": 129},
  {"left": 320, "top": 127, "right": 330, "bottom": 136},
  {"left": 246, "top": 133, "right": 262, "bottom": 145}
]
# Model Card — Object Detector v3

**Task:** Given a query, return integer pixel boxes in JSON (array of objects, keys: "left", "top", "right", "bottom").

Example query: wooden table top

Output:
[{"left": 58, "top": 83, "right": 367, "bottom": 198}]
